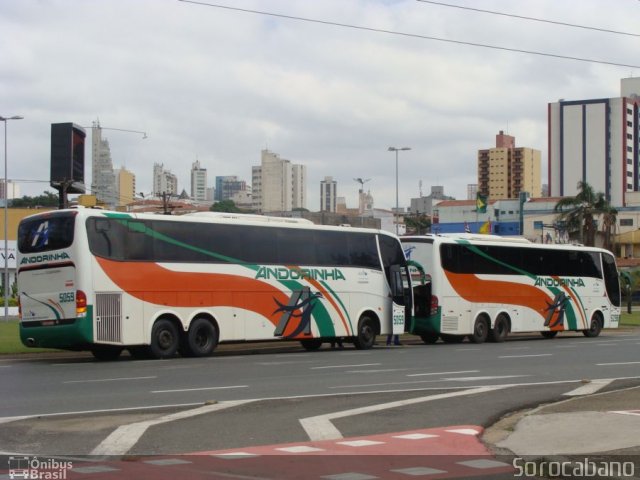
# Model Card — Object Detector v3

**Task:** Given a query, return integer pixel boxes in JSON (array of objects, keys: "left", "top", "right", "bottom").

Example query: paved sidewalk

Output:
[{"left": 484, "top": 385, "right": 640, "bottom": 459}]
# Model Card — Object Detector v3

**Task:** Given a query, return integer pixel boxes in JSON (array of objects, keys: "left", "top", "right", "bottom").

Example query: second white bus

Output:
[{"left": 401, "top": 234, "right": 621, "bottom": 344}]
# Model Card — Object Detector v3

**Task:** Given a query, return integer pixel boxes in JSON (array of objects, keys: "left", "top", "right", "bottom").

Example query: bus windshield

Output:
[{"left": 18, "top": 212, "right": 77, "bottom": 254}]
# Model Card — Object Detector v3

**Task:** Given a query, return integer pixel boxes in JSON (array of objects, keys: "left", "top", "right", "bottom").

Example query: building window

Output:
[
  {"left": 620, "top": 218, "right": 633, "bottom": 227},
  {"left": 628, "top": 134, "right": 634, "bottom": 140}
]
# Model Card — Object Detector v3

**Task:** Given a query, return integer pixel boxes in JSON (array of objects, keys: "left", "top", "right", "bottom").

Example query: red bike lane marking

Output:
[{"left": 42, "top": 425, "right": 515, "bottom": 479}]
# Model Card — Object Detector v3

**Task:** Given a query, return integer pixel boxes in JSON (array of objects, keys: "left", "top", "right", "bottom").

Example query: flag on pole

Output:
[
  {"left": 464, "top": 221, "right": 470, "bottom": 233},
  {"left": 475, "top": 193, "right": 488, "bottom": 213}
]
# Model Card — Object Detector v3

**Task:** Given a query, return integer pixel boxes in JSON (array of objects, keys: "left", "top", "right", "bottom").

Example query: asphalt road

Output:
[{"left": 1, "top": 328, "right": 639, "bottom": 458}]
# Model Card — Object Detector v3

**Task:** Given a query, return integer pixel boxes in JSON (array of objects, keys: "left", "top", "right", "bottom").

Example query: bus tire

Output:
[
  {"left": 469, "top": 317, "right": 489, "bottom": 344},
  {"left": 91, "top": 345, "right": 123, "bottom": 361},
  {"left": 541, "top": 331, "right": 558, "bottom": 339},
  {"left": 300, "top": 338, "right": 323, "bottom": 351},
  {"left": 150, "top": 319, "right": 180, "bottom": 359},
  {"left": 353, "top": 315, "right": 377, "bottom": 350},
  {"left": 185, "top": 317, "right": 219, "bottom": 357},
  {"left": 490, "top": 315, "right": 509, "bottom": 343},
  {"left": 582, "top": 314, "right": 603, "bottom": 338},
  {"left": 420, "top": 332, "right": 439, "bottom": 344}
]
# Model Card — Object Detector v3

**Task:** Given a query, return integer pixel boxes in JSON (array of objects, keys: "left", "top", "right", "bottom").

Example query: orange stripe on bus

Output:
[
  {"left": 96, "top": 258, "right": 291, "bottom": 327},
  {"left": 444, "top": 271, "right": 552, "bottom": 317}
]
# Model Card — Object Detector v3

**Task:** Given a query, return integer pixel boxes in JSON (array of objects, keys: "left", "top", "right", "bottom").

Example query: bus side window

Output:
[{"left": 125, "top": 221, "right": 151, "bottom": 261}]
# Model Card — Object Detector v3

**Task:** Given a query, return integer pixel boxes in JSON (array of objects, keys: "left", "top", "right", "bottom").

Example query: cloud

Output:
[{"left": 1, "top": 0, "right": 637, "bottom": 210}]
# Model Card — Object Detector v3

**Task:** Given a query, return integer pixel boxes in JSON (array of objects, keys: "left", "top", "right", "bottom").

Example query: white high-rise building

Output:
[
  {"left": 153, "top": 163, "right": 178, "bottom": 197},
  {"left": 549, "top": 77, "right": 640, "bottom": 206},
  {"left": 91, "top": 121, "right": 117, "bottom": 207},
  {"left": 320, "top": 176, "right": 337, "bottom": 212},
  {"left": 190, "top": 160, "right": 208, "bottom": 202},
  {"left": 252, "top": 150, "right": 306, "bottom": 213}
]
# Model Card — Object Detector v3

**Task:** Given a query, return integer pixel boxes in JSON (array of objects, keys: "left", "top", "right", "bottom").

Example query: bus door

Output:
[{"left": 389, "top": 264, "right": 411, "bottom": 334}]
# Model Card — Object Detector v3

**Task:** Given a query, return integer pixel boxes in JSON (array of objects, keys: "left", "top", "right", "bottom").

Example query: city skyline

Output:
[{"left": 2, "top": 1, "right": 637, "bottom": 211}]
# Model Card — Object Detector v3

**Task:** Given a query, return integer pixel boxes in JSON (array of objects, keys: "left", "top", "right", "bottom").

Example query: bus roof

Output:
[
  {"left": 26, "top": 207, "right": 395, "bottom": 237},
  {"left": 401, "top": 233, "right": 611, "bottom": 253}
]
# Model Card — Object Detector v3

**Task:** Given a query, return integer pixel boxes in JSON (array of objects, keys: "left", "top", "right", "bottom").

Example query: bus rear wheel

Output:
[
  {"left": 150, "top": 319, "right": 179, "bottom": 359},
  {"left": 91, "top": 345, "right": 123, "bottom": 361},
  {"left": 469, "top": 317, "right": 489, "bottom": 344},
  {"left": 583, "top": 315, "right": 603, "bottom": 338},
  {"left": 353, "top": 315, "right": 377, "bottom": 350},
  {"left": 490, "top": 315, "right": 509, "bottom": 343},
  {"left": 184, "top": 317, "right": 219, "bottom": 357},
  {"left": 300, "top": 338, "right": 323, "bottom": 351}
]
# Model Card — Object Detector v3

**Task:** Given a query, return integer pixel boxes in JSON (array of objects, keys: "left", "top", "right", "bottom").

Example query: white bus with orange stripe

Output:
[
  {"left": 401, "top": 234, "right": 621, "bottom": 344},
  {"left": 17, "top": 208, "right": 412, "bottom": 360}
]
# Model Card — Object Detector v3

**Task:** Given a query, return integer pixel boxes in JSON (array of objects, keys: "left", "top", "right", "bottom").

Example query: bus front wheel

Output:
[
  {"left": 469, "top": 317, "right": 489, "bottom": 344},
  {"left": 184, "top": 317, "right": 219, "bottom": 357},
  {"left": 353, "top": 315, "right": 377, "bottom": 350},
  {"left": 150, "top": 319, "right": 180, "bottom": 359},
  {"left": 582, "top": 315, "right": 603, "bottom": 338}
]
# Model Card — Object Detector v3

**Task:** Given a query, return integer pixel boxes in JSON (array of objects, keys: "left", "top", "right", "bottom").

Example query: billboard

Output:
[{"left": 50, "top": 123, "right": 85, "bottom": 194}]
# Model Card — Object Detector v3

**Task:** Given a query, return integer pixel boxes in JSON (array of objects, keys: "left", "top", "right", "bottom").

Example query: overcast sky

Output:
[{"left": 1, "top": 0, "right": 638, "bottom": 210}]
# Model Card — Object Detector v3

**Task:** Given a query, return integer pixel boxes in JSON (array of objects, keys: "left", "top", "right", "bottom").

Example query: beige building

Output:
[
  {"left": 115, "top": 167, "right": 136, "bottom": 207},
  {"left": 478, "top": 131, "right": 541, "bottom": 199},
  {"left": 252, "top": 149, "right": 306, "bottom": 213}
]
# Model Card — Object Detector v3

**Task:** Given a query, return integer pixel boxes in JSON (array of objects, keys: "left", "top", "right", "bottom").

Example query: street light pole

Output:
[
  {"left": 1, "top": 115, "right": 24, "bottom": 321},
  {"left": 388, "top": 146, "right": 411, "bottom": 235}
]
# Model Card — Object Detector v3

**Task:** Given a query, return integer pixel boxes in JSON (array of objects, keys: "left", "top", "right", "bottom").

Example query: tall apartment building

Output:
[
  {"left": 190, "top": 160, "right": 208, "bottom": 202},
  {"left": 152, "top": 163, "right": 178, "bottom": 197},
  {"left": 91, "top": 121, "right": 117, "bottom": 207},
  {"left": 251, "top": 149, "right": 306, "bottom": 213},
  {"left": 478, "top": 131, "right": 541, "bottom": 200},
  {"left": 215, "top": 175, "right": 247, "bottom": 202},
  {"left": 549, "top": 77, "right": 640, "bottom": 206},
  {"left": 115, "top": 167, "right": 135, "bottom": 207},
  {"left": 320, "top": 176, "right": 337, "bottom": 212}
]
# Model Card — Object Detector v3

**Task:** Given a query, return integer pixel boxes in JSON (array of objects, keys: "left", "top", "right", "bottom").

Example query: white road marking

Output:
[
  {"left": 444, "top": 375, "right": 529, "bottom": 382},
  {"left": 91, "top": 399, "right": 255, "bottom": 456},
  {"left": 345, "top": 369, "right": 406, "bottom": 374},
  {"left": 311, "top": 363, "right": 381, "bottom": 370},
  {"left": 407, "top": 370, "right": 479, "bottom": 377},
  {"left": 597, "top": 361, "right": 640, "bottom": 366},
  {"left": 499, "top": 354, "right": 552, "bottom": 358},
  {"left": 63, "top": 376, "right": 156, "bottom": 384},
  {"left": 299, "top": 385, "right": 506, "bottom": 441},
  {"left": 151, "top": 385, "right": 248, "bottom": 393},
  {"left": 563, "top": 379, "right": 614, "bottom": 396}
]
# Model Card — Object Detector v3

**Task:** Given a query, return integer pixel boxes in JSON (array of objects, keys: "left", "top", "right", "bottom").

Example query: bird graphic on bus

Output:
[
  {"left": 273, "top": 288, "right": 323, "bottom": 338},
  {"left": 544, "top": 291, "right": 570, "bottom": 328}
]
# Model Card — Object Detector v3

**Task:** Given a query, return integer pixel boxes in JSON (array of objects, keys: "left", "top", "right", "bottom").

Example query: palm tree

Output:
[{"left": 553, "top": 181, "right": 617, "bottom": 247}]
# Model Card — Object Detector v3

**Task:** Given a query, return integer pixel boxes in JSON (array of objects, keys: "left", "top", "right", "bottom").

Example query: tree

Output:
[
  {"left": 405, "top": 213, "right": 431, "bottom": 235},
  {"left": 553, "top": 181, "right": 617, "bottom": 247},
  {"left": 10, "top": 191, "right": 59, "bottom": 208},
  {"left": 210, "top": 200, "right": 246, "bottom": 213}
]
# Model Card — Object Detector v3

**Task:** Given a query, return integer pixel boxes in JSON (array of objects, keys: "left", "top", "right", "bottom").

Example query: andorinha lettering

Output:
[
  {"left": 256, "top": 267, "right": 346, "bottom": 281},
  {"left": 20, "top": 252, "right": 70, "bottom": 264},
  {"left": 534, "top": 277, "right": 585, "bottom": 288}
]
